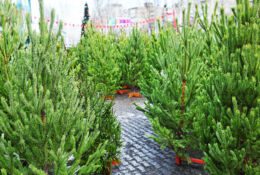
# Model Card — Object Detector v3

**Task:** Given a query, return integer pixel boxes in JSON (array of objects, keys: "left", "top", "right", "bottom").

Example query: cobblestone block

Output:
[
  {"left": 112, "top": 96, "right": 206, "bottom": 175},
  {"left": 137, "top": 165, "right": 146, "bottom": 173},
  {"left": 134, "top": 156, "right": 143, "bottom": 162},
  {"left": 141, "top": 161, "right": 150, "bottom": 168},
  {"left": 128, "top": 165, "right": 135, "bottom": 172},
  {"left": 130, "top": 160, "right": 138, "bottom": 167}
]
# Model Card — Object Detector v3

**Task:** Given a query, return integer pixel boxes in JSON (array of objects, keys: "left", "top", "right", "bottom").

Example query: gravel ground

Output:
[{"left": 112, "top": 95, "right": 206, "bottom": 175}]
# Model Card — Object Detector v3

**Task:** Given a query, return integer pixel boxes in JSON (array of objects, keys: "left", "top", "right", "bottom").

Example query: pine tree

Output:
[
  {"left": 78, "top": 27, "right": 121, "bottom": 96},
  {"left": 116, "top": 31, "right": 130, "bottom": 87},
  {"left": 0, "top": 0, "right": 108, "bottom": 174},
  {"left": 76, "top": 64, "right": 121, "bottom": 174},
  {"left": 119, "top": 28, "right": 149, "bottom": 88},
  {"left": 81, "top": 2, "right": 90, "bottom": 36},
  {"left": 0, "top": 0, "right": 25, "bottom": 100},
  {"left": 145, "top": 23, "right": 178, "bottom": 74},
  {"left": 139, "top": 4, "right": 206, "bottom": 159},
  {"left": 75, "top": 24, "right": 122, "bottom": 174},
  {"left": 195, "top": 0, "right": 260, "bottom": 174}
]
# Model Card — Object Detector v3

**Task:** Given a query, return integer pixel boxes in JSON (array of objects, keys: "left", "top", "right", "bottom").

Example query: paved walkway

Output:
[{"left": 112, "top": 95, "right": 206, "bottom": 175}]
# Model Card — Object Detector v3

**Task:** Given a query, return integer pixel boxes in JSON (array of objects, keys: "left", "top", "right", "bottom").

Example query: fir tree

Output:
[
  {"left": 81, "top": 2, "right": 90, "bottom": 36},
  {"left": 76, "top": 62, "right": 122, "bottom": 174},
  {"left": 0, "top": 0, "right": 108, "bottom": 174},
  {"left": 119, "top": 28, "right": 149, "bottom": 88},
  {"left": 0, "top": 0, "right": 25, "bottom": 99},
  {"left": 145, "top": 23, "right": 178, "bottom": 74},
  {"left": 75, "top": 24, "right": 122, "bottom": 174},
  {"left": 195, "top": 0, "right": 260, "bottom": 174},
  {"left": 78, "top": 27, "right": 121, "bottom": 96},
  {"left": 139, "top": 4, "right": 206, "bottom": 159}
]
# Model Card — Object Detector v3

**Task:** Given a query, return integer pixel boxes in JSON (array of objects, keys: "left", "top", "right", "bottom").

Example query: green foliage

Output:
[
  {"left": 139, "top": 1, "right": 259, "bottom": 174},
  {"left": 1, "top": 0, "right": 258, "bottom": 174},
  {"left": 79, "top": 78, "right": 121, "bottom": 174},
  {"left": 0, "top": 0, "right": 115, "bottom": 174},
  {"left": 75, "top": 27, "right": 122, "bottom": 173},
  {"left": 77, "top": 27, "right": 150, "bottom": 90},
  {"left": 195, "top": 0, "right": 260, "bottom": 174},
  {"left": 0, "top": 0, "right": 25, "bottom": 99},
  {"left": 119, "top": 28, "right": 149, "bottom": 87},
  {"left": 147, "top": 24, "right": 175, "bottom": 72},
  {"left": 77, "top": 28, "right": 121, "bottom": 96},
  {"left": 139, "top": 5, "right": 206, "bottom": 158}
]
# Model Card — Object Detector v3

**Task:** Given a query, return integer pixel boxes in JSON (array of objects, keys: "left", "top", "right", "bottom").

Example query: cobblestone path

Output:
[{"left": 112, "top": 95, "right": 206, "bottom": 175}]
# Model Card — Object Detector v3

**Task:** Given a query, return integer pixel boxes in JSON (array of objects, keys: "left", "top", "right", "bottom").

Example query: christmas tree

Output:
[
  {"left": 78, "top": 27, "right": 121, "bottom": 96},
  {"left": 0, "top": 0, "right": 109, "bottom": 174},
  {"left": 119, "top": 28, "right": 149, "bottom": 88},
  {"left": 0, "top": 0, "right": 25, "bottom": 100},
  {"left": 145, "top": 23, "right": 178, "bottom": 75},
  {"left": 81, "top": 2, "right": 90, "bottom": 36},
  {"left": 139, "top": 4, "right": 206, "bottom": 159},
  {"left": 195, "top": 0, "right": 260, "bottom": 174},
  {"left": 75, "top": 53, "right": 122, "bottom": 174}
]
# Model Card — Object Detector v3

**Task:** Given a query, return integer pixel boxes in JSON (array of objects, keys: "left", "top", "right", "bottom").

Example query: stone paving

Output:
[{"left": 112, "top": 95, "right": 206, "bottom": 175}]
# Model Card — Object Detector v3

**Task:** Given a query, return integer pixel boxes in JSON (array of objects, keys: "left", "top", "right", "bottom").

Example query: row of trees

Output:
[
  {"left": 0, "top": 0, "right": 121, "bottom": 174},
  {"left": 139, "top": 0, "right": 259, "bottom": 174},
  {"left": 77, "top": 0, "right": 259, "bottom": 174},
  {"left": 0, "top": 0, "right": 259, "bottom": 174},
  {"left": 76, "top": 27, "right": 150, "bottom": 96}
]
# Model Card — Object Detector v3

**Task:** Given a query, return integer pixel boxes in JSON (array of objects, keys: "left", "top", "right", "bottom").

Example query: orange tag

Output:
[
  {"left": 128, "top": 92, "right": 142, "bottom": 98},
  {"left": 111, "top": 160, "right": 121, "bottom": 166},
  {"left": 116, "top": 89, "right": 129, "bottom": 95}
]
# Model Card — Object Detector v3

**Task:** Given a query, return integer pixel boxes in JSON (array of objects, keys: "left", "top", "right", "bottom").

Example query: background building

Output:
[
  {"left": 91, "top": 0, "right": 238, "bottom": 30},
  {"left": 8, "top": 0, "right": 240, "bottom": 46}
]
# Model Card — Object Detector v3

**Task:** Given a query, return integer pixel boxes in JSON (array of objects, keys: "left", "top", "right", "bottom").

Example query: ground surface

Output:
[{"left": 112, "top": 95, "right": 206, "bottom": 175}]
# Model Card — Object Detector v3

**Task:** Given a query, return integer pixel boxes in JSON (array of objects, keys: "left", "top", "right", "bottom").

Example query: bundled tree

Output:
[
  {"left": 0, "top": 0, "right": 110, "bottom": 174},
  {"left": 139, "top": 5, "right": 206, "bottom": 159},
  {"left": 195, "top": 0, "right": 260, "bottom": 174},
  {"left": 77, "top": 27, "right": 121, "bottom": 97}
]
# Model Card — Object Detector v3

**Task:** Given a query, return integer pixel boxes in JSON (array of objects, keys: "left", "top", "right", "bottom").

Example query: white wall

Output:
[{"left": 30, "top": 0, "right": 88, "bottom": 47}]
